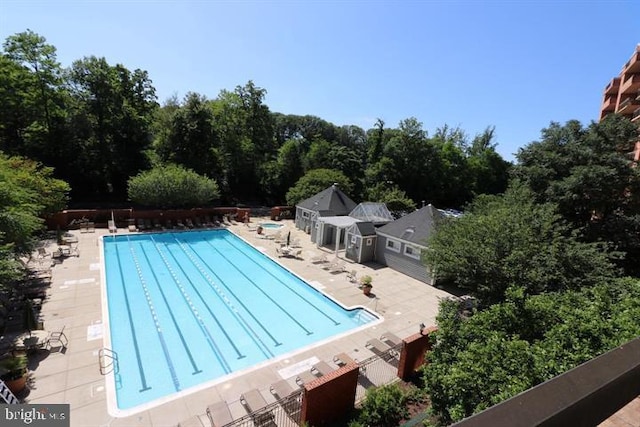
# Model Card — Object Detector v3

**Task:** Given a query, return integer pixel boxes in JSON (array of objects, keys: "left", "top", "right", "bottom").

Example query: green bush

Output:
[
  {"left": 356, "top": 383, "right": 408, "bottom": 427},
  {"left": 128, "top": 164, "right": 220, "bottom": 208}
]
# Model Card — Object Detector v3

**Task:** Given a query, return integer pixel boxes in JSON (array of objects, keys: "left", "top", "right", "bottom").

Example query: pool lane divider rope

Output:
[
  {"left": 151, "top": 235, "right": 235, "bottom": 371},
  {"left": 127, "top": 237, "right": 183, "bottom": 391},
  {"left": 205, "top": 238, "right": 316, "bottom": 335},
  {"left": 132, "top": 240, "right": 202, "bottom": 379},
  {"left": 114, "top": 243, "right": 152, "bottom": 393},
  {"left": 173, "top": 235, "right": 277, "bottom": 355},
  {"left": 223, "top": 236, "right": 342, "bottom": 327}
]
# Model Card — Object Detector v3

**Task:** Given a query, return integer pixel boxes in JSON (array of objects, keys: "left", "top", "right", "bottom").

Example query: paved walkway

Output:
[{"left": 24, "top": 218, "right": 453, "bottom": 427}]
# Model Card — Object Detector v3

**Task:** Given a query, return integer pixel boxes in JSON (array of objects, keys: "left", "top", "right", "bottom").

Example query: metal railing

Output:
[
  {"left": 98, "top": 348, "right": 119, "bottom": 375},
  {"left": 223, "top": 389, "right": 303, "bottom": 427},
  {"left": 355, "top": 344, "right": 402, "bottom": 402}
]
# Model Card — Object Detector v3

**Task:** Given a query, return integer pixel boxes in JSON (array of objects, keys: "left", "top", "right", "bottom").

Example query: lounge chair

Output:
[
  {"left": 86, "top": 222, "right": 95, "bottom": 233},
  {"left": 380, "top": 332, "right": 403, "bottom": 347},
  {"left": 310, "top": 361, "right": 335, "bottom": 376},
  {"left": 346, "top": 270, "right": 357, "bottom": 282},
  {"left": 311, "top": 254, "right": 328, "bottom": 264},
  {"left": 333, "top": 352, "right": 357, "bottom": 366},
  {"left": 152, "top": 219, "right": 162, "bottom": 230},
  {"left": 193, "top": 217, "right": 203, "bottom": 228},
  {"left": 185, "top": 218, "right": 194, "bottom": 228},
  {"left": 240, "top": 389, "right": 274, "bottom": 426},
  {"left": 206, "top": 400, "right": 233, "bottom": 427},
  {"left": 329, "top": 261, "right": 346, "bottom": 273},
  {"left": 176, "top": 219, "right": 186, "bottom": 229},
  {"left": 137, "top": 219, "right": 146, "bottom": 231},
  {"left": 366, "top": 338, "right": 400, "bottom": 359},
  {"left": 269, "top": 379, "right": 296, "bottom": 399},
  {"left": 296, "top": 361, "right": 336, "bottom": 386},
  {"left": 108, "top": 220, "right": 117, "bottom": 233}
]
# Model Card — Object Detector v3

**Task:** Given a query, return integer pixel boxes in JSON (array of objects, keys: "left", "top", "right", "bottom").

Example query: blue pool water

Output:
[
  {"left": 102, "top": 230, "right": 376, "bottom": 411},
  {"left": 259, "top": 222, "right": 283, "bottom": 229}
]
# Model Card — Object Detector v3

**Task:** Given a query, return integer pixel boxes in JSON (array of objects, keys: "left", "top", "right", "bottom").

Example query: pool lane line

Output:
[
  {"left": 127, "top": 238, "right": 183, "bottom": 391},
  {"left": 114, "top": 243, "right": 152, "bottom": 393},
  {"left": 222, "top": 235, "right": 342, "bottom": 326},
  {"left": 135, "top": 241, "right": 202, "bottom": 376},
  {"left": 151, "top": 236, "right": 236, "bottom": 370},
  {"left": 204, "top": 238, "right": 315, "bottom": 336},
  {"left": 173, "top": 235, "right": 278, "bottom": 354}
]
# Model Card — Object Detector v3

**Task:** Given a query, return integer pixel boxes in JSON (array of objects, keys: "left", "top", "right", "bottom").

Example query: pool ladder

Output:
[{"left": 99, "top": 348, "right": 119, "bottom": 375}]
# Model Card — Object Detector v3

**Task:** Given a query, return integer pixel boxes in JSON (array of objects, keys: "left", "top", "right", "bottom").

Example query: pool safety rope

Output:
[
  {"left": 114, "top": 243, "right": 152, "bottom": 392},
  {"left": 150, "top": 235, "right": 233, "bottom": 372},
  {"left": 172, "top": 236, "right": 275, "bottom": 357},
  {"left": 204, "top": 237, "right": 316, "bottom": 335},
  {"left": 128, "top": 237, "right": 193, "bottom": 392},
  {"left": 220, "top": 236, "right": 342, "bottom": 327}
]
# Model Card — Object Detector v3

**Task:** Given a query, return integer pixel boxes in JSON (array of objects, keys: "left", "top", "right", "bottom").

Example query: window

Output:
[
  {"left": 366, "top": 238, "right": 372, "bottom": 246},
  {"left": 302, "top": 211, "right": 309, "bottom": 218},
  {"left": 404, "top": 244, "right": 421, "bottom": 259},
  {"left": 386, "top": 239, "right": 401, "bottom": 253},
  {"left": 351, "top": 236, "right": 357, "bottom": 244}
]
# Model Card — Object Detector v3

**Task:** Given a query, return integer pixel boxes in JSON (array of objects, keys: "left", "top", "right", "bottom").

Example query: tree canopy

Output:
[
  {"left": 423, "top": 185, "right": 615, "bottom": 305},
  {"left": 127, "top": 164, "right": 220, "bottom": 208},
  {"left": 285, "top": 168, "right": 353, "bottom": 206}
]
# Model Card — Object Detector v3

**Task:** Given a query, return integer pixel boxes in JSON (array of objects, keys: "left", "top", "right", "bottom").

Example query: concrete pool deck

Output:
[{"left": 24, "top": 219, "right": 454, "bottom": 426}]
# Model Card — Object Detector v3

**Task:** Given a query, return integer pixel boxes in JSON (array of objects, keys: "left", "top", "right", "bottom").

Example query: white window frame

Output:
[
  {"left": 366, "top": 238, "right": 373, "bottom": 246},
  {"left": 404, "top": 244, "right": 421, "bottom": 259},
  {"left": 302, "top": 211, "right": 310, "bottom": 218},
  {"left": 351, "top": 235, "right": 357, "bottom": 244},
  {"left": 386, "top": 238, "right": 401, "bottom": 253}
]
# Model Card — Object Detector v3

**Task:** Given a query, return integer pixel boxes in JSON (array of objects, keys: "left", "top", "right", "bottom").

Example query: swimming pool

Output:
[
  {"left": 259, "top": 222, "right": 283, "bottom": 229},
  {"left": 101, "top": 230, "right": 377, "bottom": 415}
]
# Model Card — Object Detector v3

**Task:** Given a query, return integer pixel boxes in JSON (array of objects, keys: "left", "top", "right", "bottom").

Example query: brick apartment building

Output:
[{"left": 599, "top": 44, "right": 640, "bottom": 161}]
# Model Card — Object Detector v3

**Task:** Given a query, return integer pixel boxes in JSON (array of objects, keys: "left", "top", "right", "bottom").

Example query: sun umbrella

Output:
[
  {"left": 23, "top": 300, "right": 38, "bottom": 337},
  {"left": 286, "top": 231, "right": 291, "bottom": 247}
]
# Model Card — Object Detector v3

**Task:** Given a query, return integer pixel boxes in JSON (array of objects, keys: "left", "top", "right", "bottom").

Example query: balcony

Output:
[
  {"left": 620, "top": 73, "right": 640, "bottom": 95},
  {"left": 618, "top": 96, "right": 638, "bottom": 112},
  {"left": 601, "top": 96, "right": 616, "bottom": 112},
  {"left": 604, "top": 77, "right": 620, "bottom": 96},
  {"left": 622, "top": 48, "right": 640, "bottom": 74}
]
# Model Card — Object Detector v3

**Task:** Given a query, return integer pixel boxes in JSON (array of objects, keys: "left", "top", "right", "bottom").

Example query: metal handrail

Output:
[{"left": 99, "top": 347, "right": 119, "bottom": 375}]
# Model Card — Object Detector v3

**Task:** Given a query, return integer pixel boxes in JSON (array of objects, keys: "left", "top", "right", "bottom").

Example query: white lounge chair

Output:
[{"left": 108, "top": 220, "right": 117, "bottom": 233}]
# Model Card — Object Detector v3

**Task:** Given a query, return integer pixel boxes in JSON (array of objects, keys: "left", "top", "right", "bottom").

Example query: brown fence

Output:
[{"left": 45, "top": 207, "right": 252, "bottom": 230}]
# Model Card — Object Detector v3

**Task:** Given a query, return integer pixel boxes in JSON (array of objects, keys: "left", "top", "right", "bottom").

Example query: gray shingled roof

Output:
[
  {"left": 353, "top": 222, "right": 376, "bottom": 236},
  {"left": 296, "top": 184, "right": 357, "bottom": 215},
  {"left": 376, "top": 204, "right": 446, "bottom": 245}
]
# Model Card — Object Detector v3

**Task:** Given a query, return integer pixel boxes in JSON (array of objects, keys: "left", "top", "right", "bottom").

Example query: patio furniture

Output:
[
  {"left": 380, "top": 332, "right": 403, "bottom": 347},
  {"left": 206, "top": 400, "right": 233, "bottom": 427},
  {"left": 346, "top": 270, "right": 357, "bottom": 282},
  {"left": 108, "top": 220, "right": 117, "bottom": 233},
  {"left": 240, "top": 389, "right": 274, "bottom": 426},
  {"left": 333, "top": 352, "right": 357, "bottom": 366},
  {"left": 311, "top": 254, "right": 328, "bottom": 264},
  {"left": 269, "top": 379, "right": 296, "bottom": 399},
  {"left": 47, "top": 326, "right": 68, "bottom": 352}
]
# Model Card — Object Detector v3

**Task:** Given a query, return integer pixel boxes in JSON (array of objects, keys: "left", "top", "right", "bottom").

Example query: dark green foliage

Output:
[
  {"left": 423, "top": 279, "right": 640, "bottom": 424},
  {"left": 127, "top": 165, "right": 220, "bottom": 208},
  {"left": 423, "top": 185, "right": 616, "bottom": 305},
  {"left": 514, "top": 116, "right": 640, "bottom": 274},
  {"left": 354, "top": 383, "right": 409, "bottom": 427},
  {"left": 285, "top": 169, "right": 353, "bottom": 206}
]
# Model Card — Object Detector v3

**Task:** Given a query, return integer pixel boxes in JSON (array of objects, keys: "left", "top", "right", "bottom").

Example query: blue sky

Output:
[{"left": 1, "top": 1, "right": 638, "bottom": 161}]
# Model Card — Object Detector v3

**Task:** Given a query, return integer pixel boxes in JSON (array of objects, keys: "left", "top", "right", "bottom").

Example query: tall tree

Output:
[
  {"left": 67, "top": 56, "right": 157, "bottom": 199},
  {"left": 423, "top": 185, "right": 616, "bottom": 305},
  {"left": 513, "top": 116, "right": 640, "bottom": 275},
  {"left": 1, "top": 30, "right": 69, "bottom": 170}
]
